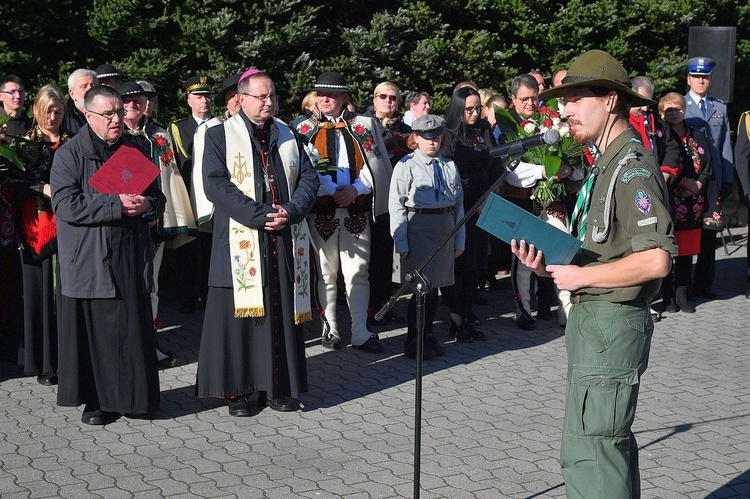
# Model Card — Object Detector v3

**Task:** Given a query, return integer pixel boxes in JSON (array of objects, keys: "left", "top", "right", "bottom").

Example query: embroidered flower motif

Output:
[
  {"left": 239, "top": 240, "right": 250, "bottom": 249},
  {"left": 314, "top": 213, "right": 340, "bottom": 242},
  {"left": 154, "top": 135, "right": 166, "bottom": 147},
  {"left": 300, "top": 124, "right": 311, "bottom": 135},
  {"left": 344, "top": 212, "right": 367, "bottom": 238},
  {"left": 353, "top": 124, "right": 365, "bottom": 135},
  {"left": 297, "top": 247, "right": 305, "bottom": 256},
  {"left": 249, "top": 267, "right": 257, "bottom": 276}
]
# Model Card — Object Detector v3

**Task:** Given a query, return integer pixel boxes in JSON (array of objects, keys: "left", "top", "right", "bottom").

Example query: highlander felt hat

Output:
[
  {"left": 411, "top": 114, "right": 445, "bottom": 139},
  {"left": 95, "top": 64, "right": 122, "bottom": 80},
  {"left": 117, "top": 81, "right": 157, "bottom": 99},
  {"left": 216, "top": 73, "right": 241, "bottom": 105},
  {"left": 308, "top": 72, "right": 349, "bottom": 93},
  {"left": 538, "top": 50, "right": 655, "bottom": 107}
]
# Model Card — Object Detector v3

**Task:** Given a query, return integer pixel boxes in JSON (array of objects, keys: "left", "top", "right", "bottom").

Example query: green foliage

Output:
[{"left": 0, "top": 0, "right": 746, "bottom": 129}]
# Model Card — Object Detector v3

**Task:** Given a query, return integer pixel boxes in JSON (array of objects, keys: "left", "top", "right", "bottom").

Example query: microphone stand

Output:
[{"left": 375, "top": 153, "right": 522, "bottom": 499}]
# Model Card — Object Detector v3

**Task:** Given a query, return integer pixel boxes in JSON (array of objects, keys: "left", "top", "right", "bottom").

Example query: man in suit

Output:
[
  {"left": 166, "top": 75, "right": 215, "bottom": 314},
  {"left": 683, "top": 57, "right": 733, "bottom": 299}
]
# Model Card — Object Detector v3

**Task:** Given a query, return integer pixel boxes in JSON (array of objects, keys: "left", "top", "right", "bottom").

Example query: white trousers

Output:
[
  {"left": 309, "top": 208, "right": 372, "bottom": 346},
  {"left": 512, "top": 210, "right": 571, "bottom": 325}
]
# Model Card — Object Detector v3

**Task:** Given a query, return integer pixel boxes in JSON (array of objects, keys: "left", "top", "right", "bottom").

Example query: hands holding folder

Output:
[{"left": 119, "top": 194, "right": 152, "bottom": 217}]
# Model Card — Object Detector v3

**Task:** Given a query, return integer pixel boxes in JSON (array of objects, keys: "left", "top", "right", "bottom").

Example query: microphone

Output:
[{"left": 489, "top": 129, "right": 560, "bottom": 158}]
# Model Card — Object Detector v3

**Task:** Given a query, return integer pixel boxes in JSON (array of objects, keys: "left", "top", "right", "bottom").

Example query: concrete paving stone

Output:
[
  {"left": 6, "top": 463, "right": 44, "bottom": 482},
  {"left": 128, "top": 465, "right": 170, "bottom": 482},
  {"left": 112, "top": 474, "right": 158, "bottom": 493},
  {"left": 58, "top": 482, "right": 103, "bottom": 498},
  {"left": 149, "top": 478, "right": 191, "bottom": 496},
  {"left": 14, "top": 479, "right": 59, "bottom": 496},
  {"left": 166, "top": 466, "right": 213, "bottom": 485}
]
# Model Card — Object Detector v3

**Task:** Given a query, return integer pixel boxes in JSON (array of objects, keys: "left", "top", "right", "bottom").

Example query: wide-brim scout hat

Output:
[
  {"left": 308, "top": 72, "right": 349, "bottom": 93},
  {"left": 117, "top": 81, "right": 157, "bottom": 99},
  {"left": 216, "top": 74, "right": 241, "bottom": 104},
  {"left": 411, "top": 114, "right": 445, "bottom": 139},
  {"left": 183, "top": 75, "right": 215, "bottom": 95},
  {"left": 96, "top": 64, "right": 122, "bottom": 81},
  {"left": 539, "top": 50, "right": 655, "bottom": 107}
]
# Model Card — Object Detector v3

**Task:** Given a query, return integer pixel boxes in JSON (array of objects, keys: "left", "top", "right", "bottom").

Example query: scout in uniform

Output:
[
  {"left": 512, "top": 50, "right": 678, "bottom": 499},
  {"left": 389, "top": 115, "right": 464, "bottom": 359}
]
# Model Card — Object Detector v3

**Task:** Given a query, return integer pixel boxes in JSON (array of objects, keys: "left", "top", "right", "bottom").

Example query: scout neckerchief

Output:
[{"left": 224, "top": 115, "right": 312, "bottom": 323}]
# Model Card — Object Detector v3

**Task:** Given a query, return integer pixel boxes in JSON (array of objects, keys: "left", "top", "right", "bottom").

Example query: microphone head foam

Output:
[{"left": 543, "top": 128, "right": 561, "bottom": 145}]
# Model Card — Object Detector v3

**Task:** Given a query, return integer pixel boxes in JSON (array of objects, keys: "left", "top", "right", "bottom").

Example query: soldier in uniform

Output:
[
  {"left": 512, "top": 50, "right": 677, "bottom": 498},
  {"left": 683, "top": 57, "right": 733, "bottom": 299},
  {"left": 166, "top": 74, "right": 215, "bottom": 314}
]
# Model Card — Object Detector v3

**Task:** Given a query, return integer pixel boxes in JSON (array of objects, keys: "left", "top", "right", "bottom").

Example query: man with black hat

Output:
[
  {"left": 683, "top": 57, "right": 733, "bottom": 299},
  {"left": 167, "top": 74, "right": 215, "bottom": 314},
  {"left": 512, "top": 50, "right": 677, "bottom": 498},
  {"left": 95, "top": 64, "right": 123, "bottom": 88},
  {"left": 293, "top": 72, "right": 392, "bottom": 353},
  {"left": 119, "top": 81, "right": 196, "bottom": 368}
]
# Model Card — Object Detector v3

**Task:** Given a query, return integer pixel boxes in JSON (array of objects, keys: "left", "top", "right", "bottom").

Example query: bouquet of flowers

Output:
[
  {"left": 303, "top": 142, "right": 336, "bottom": 174},
  {"left": 494, "top": 100, "right": 584, "bottom": 206}
]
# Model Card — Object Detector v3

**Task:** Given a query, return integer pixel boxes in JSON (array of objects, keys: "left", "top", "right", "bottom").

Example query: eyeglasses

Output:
[
  {"left": 514, "top": 96, "right": 538, "bottom": 104},
  {"left": 241, "top": 93, "right": 277, "bottom": 102},
  {"left": 0, "top": 89, "right": 24, "bottom": 96},
  {"left": 87, "top": 108, "right": 126, "bottom": 122},
  {"left": 465, "top": 105, "right": 482, "bottom": 114},
  {"left": 377, "top": 94, "right": 398, "bottom": 102}
]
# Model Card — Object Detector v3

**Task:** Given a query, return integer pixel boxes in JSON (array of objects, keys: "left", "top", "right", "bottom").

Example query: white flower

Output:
[
  {"left": 523, "top": 122, "right": 536, "bottom": 134},
  {"left": 552, "top": 117, "right": 561, "bottom": 126},
  {"left": 559, "top": 125, "right": 570, "bottom": 137},
  {"left": 539, "top": 126, "right": 549, "bottom": 134},
  {"left": 304, "top": 143, "right": 321, "bottom": 164}
]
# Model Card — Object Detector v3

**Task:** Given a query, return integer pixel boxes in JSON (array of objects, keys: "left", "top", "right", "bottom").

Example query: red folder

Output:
[{"left": 88, "top": 143, "right": 160, "bottom": 195}]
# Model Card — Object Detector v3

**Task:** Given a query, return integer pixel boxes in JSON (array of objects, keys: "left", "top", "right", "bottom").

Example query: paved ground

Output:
[{"left": 1, "top": 228, "right": 749, "bottom": 498}]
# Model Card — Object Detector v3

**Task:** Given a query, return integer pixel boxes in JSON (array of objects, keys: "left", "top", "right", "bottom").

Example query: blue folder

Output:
[{"left": 477, "top": 193, "right": 581, "bottom": 265}]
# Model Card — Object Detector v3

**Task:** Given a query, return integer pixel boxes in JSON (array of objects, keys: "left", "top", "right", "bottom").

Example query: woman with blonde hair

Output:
[{"left": 12, "top": 84, "right": 69, "bottom": 385}]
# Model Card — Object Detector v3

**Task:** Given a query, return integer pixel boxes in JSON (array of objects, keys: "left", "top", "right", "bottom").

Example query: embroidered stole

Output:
[
  {"left": 154, "top": 131, "right": 197, "bottom": 241},
  {"left": 224, "top": 116, "right": 312, "bottom": 323}
]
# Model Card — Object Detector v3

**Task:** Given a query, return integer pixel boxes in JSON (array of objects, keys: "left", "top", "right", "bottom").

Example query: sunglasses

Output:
[{"left": 377, "top": 94, "right": 398, "bottom": 102}]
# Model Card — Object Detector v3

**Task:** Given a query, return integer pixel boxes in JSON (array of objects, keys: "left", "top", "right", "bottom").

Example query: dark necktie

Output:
[
  {"left": 432, "top": 159, "right": 445, "bottom": 201},
  {"left": 699, "top": 98, "right": 707, "bottom": 120}
]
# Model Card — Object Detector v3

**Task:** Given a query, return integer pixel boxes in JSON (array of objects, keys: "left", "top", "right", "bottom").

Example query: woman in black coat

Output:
[{"left": 440, "top": 87, "right": 503, "bottom": 341}]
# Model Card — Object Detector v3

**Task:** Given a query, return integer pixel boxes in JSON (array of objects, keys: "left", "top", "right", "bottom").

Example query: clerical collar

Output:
[{"left": 92, "top": 130, "right": 119, "bottom": 147}]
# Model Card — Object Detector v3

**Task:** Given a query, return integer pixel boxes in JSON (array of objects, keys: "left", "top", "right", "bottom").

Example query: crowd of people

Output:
[{"left": 0, "top": 49, "right": 748, "bottom": 498}]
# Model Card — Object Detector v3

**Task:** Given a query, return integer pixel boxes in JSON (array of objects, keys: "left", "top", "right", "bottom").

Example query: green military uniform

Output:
[{"left": 563, "top": 129, "right": 678, "bottom": 498}]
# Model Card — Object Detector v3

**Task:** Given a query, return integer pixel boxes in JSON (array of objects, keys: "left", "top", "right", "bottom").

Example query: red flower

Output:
[
  {"left": 367, "top": 135, "right": 374, "bottom": 143},
  {"left": 300, "top": 124, "right": 311, "bottom": 135},
  {"left": 549, "top": 110, "right": 561, "bottom": 119},
  {"left": 154, "top": 136, "right": 166, "bottom": 147},
  {"left": 249, "top": 267, "right": 257, "bottom": 276},
  {"left": 353, "top": 124, "right": 365, "bottom": 135},
  {"left": 296, "top": 275, "right": 301, "bottom": 284},
  {"left": 160, "top": 153, "right": 170, "bottom": 164},
  {"left": 154, "top": 317, "right": 163, "bottom": 329},
  {"left": 318, "top": 309, "right": 325, "bottom": 316},
  {"left": 543, "top": 119, "right": 553, "bottom": 128},
  {"left": 520, "top": 120, "right": 533, "bottom": 128},
  {"left": 538, "top": 105, "right": 550, "bottom": 114},
  {"left": 239, "top": 240, "right": 250, "bottom": 249},
  {"left": 363, "top": 142, "right": 372, "bottom": 152}
]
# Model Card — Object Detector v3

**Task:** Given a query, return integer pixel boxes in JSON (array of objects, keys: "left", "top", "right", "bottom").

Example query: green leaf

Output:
[
  {"left": 543, "top": 155, "right": 561, "bottom": 179},
  {"left": 493, "top": 105, "right": 521, "bottom": 142}
]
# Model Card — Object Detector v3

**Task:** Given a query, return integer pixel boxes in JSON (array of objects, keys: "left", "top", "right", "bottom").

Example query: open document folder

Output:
[
  {"left": 477, "top": 193, "right": 581, "bottom": 265},
  {"left": 88, "top": 143, "right": 160, "bottom": 195}
]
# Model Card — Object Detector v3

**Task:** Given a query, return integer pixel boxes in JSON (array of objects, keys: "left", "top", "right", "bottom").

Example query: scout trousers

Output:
[{"left": 561, "top": 299, "right": 653, "bottom": 499}]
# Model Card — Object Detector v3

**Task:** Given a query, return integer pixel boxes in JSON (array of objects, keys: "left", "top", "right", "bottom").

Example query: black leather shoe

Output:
[
  {"left": 267, "top": 397, "right": 296, "bottom": 412},
  {"left": 425, "top": 336, "right": 445, "bottom": 356},
  {"left": 321, "top": 336, "right": 341, "bottom": 350},
  {"left": 228, "top": 395, "right": 252, "bottom": 417},
  {"left": 404, "top": 340, "right": 436, "bottom": 360},
  {"left": 352, "top": 335, "right": 383, "bottom": 353},
  {"left": 535, "top": 308, "right": 553, "bottom": 320},
  {"left": 449, "top": 321, "right": 473, "bottom": 343},
  {"left": 464, "top": 323, "right": 486, "bottom": 341},
  {"left": 81, "top": 404, "right": 107, "bottom": 425},
  {"left": 37, "top": 374, "right": 58, "bottom": 386},
  {"left": 157, "top": 349, "right": 177, "bottom": 369},
  {"left": 516, "top": 314, "right": 536, "bottom": 331},
  {"left": 464, "top": 312, "right": 480, "bottom": 326}
]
